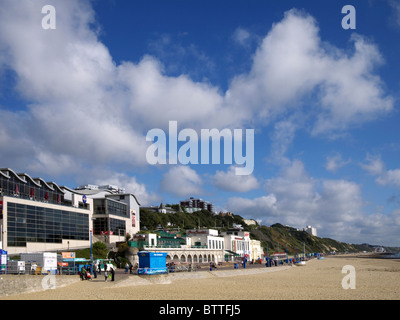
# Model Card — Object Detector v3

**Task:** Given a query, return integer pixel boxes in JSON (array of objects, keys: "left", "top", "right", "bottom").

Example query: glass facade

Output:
[
  {"left": 93, "top": 217, "right": 108, "bottom": 234},
  {"left": 0, "top": 173, "right": 65, "bottom": 205},
  {"left": 110, "top": 218, "right": 126, "bottom": 236},
  {"left": 93, "top": 199, "right": 106, "bottom": 215},
  {"left": 93, "top": 217, "right": 126, "bottom": 236},
  {"left": 6, "top": 202, "right": 89, "bottom": 247},
  {"left": 93, "top": 198, "right": 128, "bottom": 218},
  {"left": 106, "top": 199, "right": 128, "bottom": 218},
  {"left": 92, "top": 198, "right": 129, "bottom": 237}
]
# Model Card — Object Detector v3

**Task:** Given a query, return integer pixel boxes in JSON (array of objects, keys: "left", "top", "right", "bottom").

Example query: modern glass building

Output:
[
  {"left": 6, "top": 202, "right": 89, "bottom": 247},
  {"left": 0, "top": 168, "right": 140, "bottom": 255}
]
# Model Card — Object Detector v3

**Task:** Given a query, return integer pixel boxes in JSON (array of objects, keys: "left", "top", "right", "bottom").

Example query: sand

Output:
[{"left": 1, "top": 255, "right": 399, "bottom": 300}]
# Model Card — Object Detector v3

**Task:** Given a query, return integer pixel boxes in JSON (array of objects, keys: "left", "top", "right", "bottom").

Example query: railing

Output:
[
  {"left": 143, "top": 244, "right": 214, "bottom": 250},
  {"left": 1, "top": 193, "right": 89, "bottom": 210},
  {"left": 144, "top": 245, "right": 186, "bottom": 249}
]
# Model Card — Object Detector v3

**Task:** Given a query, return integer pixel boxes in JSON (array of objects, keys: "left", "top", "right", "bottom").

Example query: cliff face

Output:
[
  {"left": 250, "top": 224, "right": 377, "bottom": 254},
  {"left": 140, "top": 209, "right": 398, "bottom": 254}
]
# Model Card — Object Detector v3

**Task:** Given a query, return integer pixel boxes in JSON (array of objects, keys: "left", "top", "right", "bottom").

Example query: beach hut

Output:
[{"left": 137, "top": 251, "right": 168, "bottom": 275}]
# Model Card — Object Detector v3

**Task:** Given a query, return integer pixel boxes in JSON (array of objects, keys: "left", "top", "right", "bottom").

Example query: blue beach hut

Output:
[{"left": 137, "top": 251, "right": 168, "bottom": 275}]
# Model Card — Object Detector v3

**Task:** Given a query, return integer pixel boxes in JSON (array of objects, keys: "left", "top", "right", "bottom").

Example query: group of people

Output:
[
  {"left": 124, "top": 263, "right": 135, "bottom": 274},
  {"left": 80, "top": 263, "right": 115, "bottom": 282}
]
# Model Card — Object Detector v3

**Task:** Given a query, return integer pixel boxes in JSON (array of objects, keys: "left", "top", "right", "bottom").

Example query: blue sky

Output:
[{"left": 1, "top": 0, "right": 400, "bottom": 246}]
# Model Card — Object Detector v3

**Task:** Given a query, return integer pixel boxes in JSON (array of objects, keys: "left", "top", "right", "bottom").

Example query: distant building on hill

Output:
[
  {"left": 304, "top": 225, "right": 317, "bottom": 237},
  {"left": 180, "top": 197, "right": 215, "bottom": 213},
  {"left": 243, "top": 219, "right": 257, "bottom": 226},
  {"left": 141, "top": 203, "right": 180, "bottom": 214},
  {"left": 219, "top": 211, "right": 233, "bottom": 217}
]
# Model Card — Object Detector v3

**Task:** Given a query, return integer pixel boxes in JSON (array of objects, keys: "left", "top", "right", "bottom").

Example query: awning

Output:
[{"left": 224, "top": 250, "right": 240, "bottom": 256}]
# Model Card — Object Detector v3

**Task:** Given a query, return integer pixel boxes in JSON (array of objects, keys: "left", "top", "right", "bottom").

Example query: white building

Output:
[
  {"left": 304, "top": 225, "right": 317, "bottom": 237},
  {"left": 130, "top": 228, "right": 263, "bottom": 264},
  {"left": 221, "top": 230, "right": 251, "bottom": 261},
  {"left": 249, "top": 239, "right": 264, "bottom": 261},
  {"left": 186, "top": 229, "right": 225, "bottom": 251}
]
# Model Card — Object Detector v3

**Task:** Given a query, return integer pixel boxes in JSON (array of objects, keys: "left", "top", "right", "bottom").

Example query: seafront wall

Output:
[
  {"left": 114, "top": 265, "right": 293, "bottom": 288},
  {"left": 0, "top": 274, "right": 80, "bottom": 297},
  {"left": 0, "top": 265, "right": 294, "bottom": 297}
]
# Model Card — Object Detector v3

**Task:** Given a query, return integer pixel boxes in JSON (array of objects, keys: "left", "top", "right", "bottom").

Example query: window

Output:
[
  {"left": 106, "top": 199, "right": 128, "bottom": 218},
  {"left": 94, "top": 199, "right": 106, "bottom": 214},
  {"left": 110, "top": 218, "right": 126, "bottom": 236},
  {"left": 93, "top": 217, "right": 108, "bottom": 235},
  {"left": 6, "top": 202, "right": 89, "bottom": 247}
]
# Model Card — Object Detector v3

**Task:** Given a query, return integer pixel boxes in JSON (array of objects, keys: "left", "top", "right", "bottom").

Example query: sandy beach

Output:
[{"left": 1, "top": 255, "right": 399, "bottom": 300}]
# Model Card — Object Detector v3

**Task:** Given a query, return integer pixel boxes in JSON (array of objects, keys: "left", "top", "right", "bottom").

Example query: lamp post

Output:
[
  {"left": 90, "top": 217, "right": 96, "bottom": 275},
  {"left": 90, "top": 229, "right": 93, "bottom": 274}
]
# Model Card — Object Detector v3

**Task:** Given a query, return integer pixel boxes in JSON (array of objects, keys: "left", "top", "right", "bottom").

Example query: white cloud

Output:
[
  {"left": 232, "top": 27, "right": 252, "bottom": 47},
  {"left": 325, "top": 153, "right": 351, "bottom": 172},
  {"left": 389, "top": 0, "right": 400, "bottom": 26},
  {"left": 94, "top": 172, "right": 160, "bottom": 206},
  {"left": 361, "top": 154, "right": 385, "bottom": 176},
  {"left": 211, "top": 166, "right": 260, "bottom": 192},
  {"left": 318, "top": 180, "right": 363, "bottom": 223},
  {"left": 361, "top": 154, "right": 400, "bottom": 188},
  {"left": 267, "top": 119, "right": 298, "bottom": 166},
  {"left": 117, "top": 56, "right": 230, "bottom": 131},
  {"left": 160, "top": 166, "right": 203, "bottom": 197},
  {"left": 228, "top": 194, "right": 278, "bottom": 219},
  {"left": 376, "top": 169, "right": 400, "bottom": 188},
  {"left": 0, "top": 0, "right": 150, "bottom": 173},
  {"left": 226, "top": 9, "right": 393, "bottom": 133}
]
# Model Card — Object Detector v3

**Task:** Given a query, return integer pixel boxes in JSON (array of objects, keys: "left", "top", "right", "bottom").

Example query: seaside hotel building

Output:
[{"left": 0, "top": 168, "right": 140, "bottom": 255}]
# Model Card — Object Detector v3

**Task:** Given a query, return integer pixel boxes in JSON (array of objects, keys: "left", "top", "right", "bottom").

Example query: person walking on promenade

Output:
[
  {"left": 104, "top": 264, "right": 108, "bottom": 282},
  {"left": 111, "top": 266, "right": 115, "bottom": 282},
  {"left": 80, "top": 266, "right": 86, "bottom": 281},
  {"left": 98, "top": 262, "right": 101, "bottom": 275}
]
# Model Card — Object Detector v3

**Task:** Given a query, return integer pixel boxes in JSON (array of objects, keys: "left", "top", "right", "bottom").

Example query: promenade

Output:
[{"left": 1, "top": 256, "right": 399, "bottom": 300}]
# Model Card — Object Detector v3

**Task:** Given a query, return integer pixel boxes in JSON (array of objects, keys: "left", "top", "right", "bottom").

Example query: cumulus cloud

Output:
[
  {"left": 325, "top": 153, "right": 351, "bottom": 172},
  {"left": 227, "top": 9, "right": 393, "bottom": 133},
  {"left": 211, "top": 166, "right": 260, "bottom": 192},
  {"left": 0, "top": 0, "right": 150, "bottom": 173},
  {"left": 389, "top": 0, "right": 400, "bottom": 26},
  {"left": 267, "top": 119, "right": 299, "bottom": 165},
  {"left": 94, "top": 172, "right": 160, "bottom": 206},
  {"left": 232, "top": 27, "right": 253, "bottom": 47},
  {"left": 361, "top": 154, "right": 400, "bottom": 188},
  {"left": 377, "top": 169, "right": 400, "bottom": 188},
  {"left": 160, "top": 166, "right": 203, "bottom": 197},
  {"left": 361, "top": 154, "right": 385, "bottom": 176},
  {"left": 226, "top": 159, "right": 400, "bottom": 245}
]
